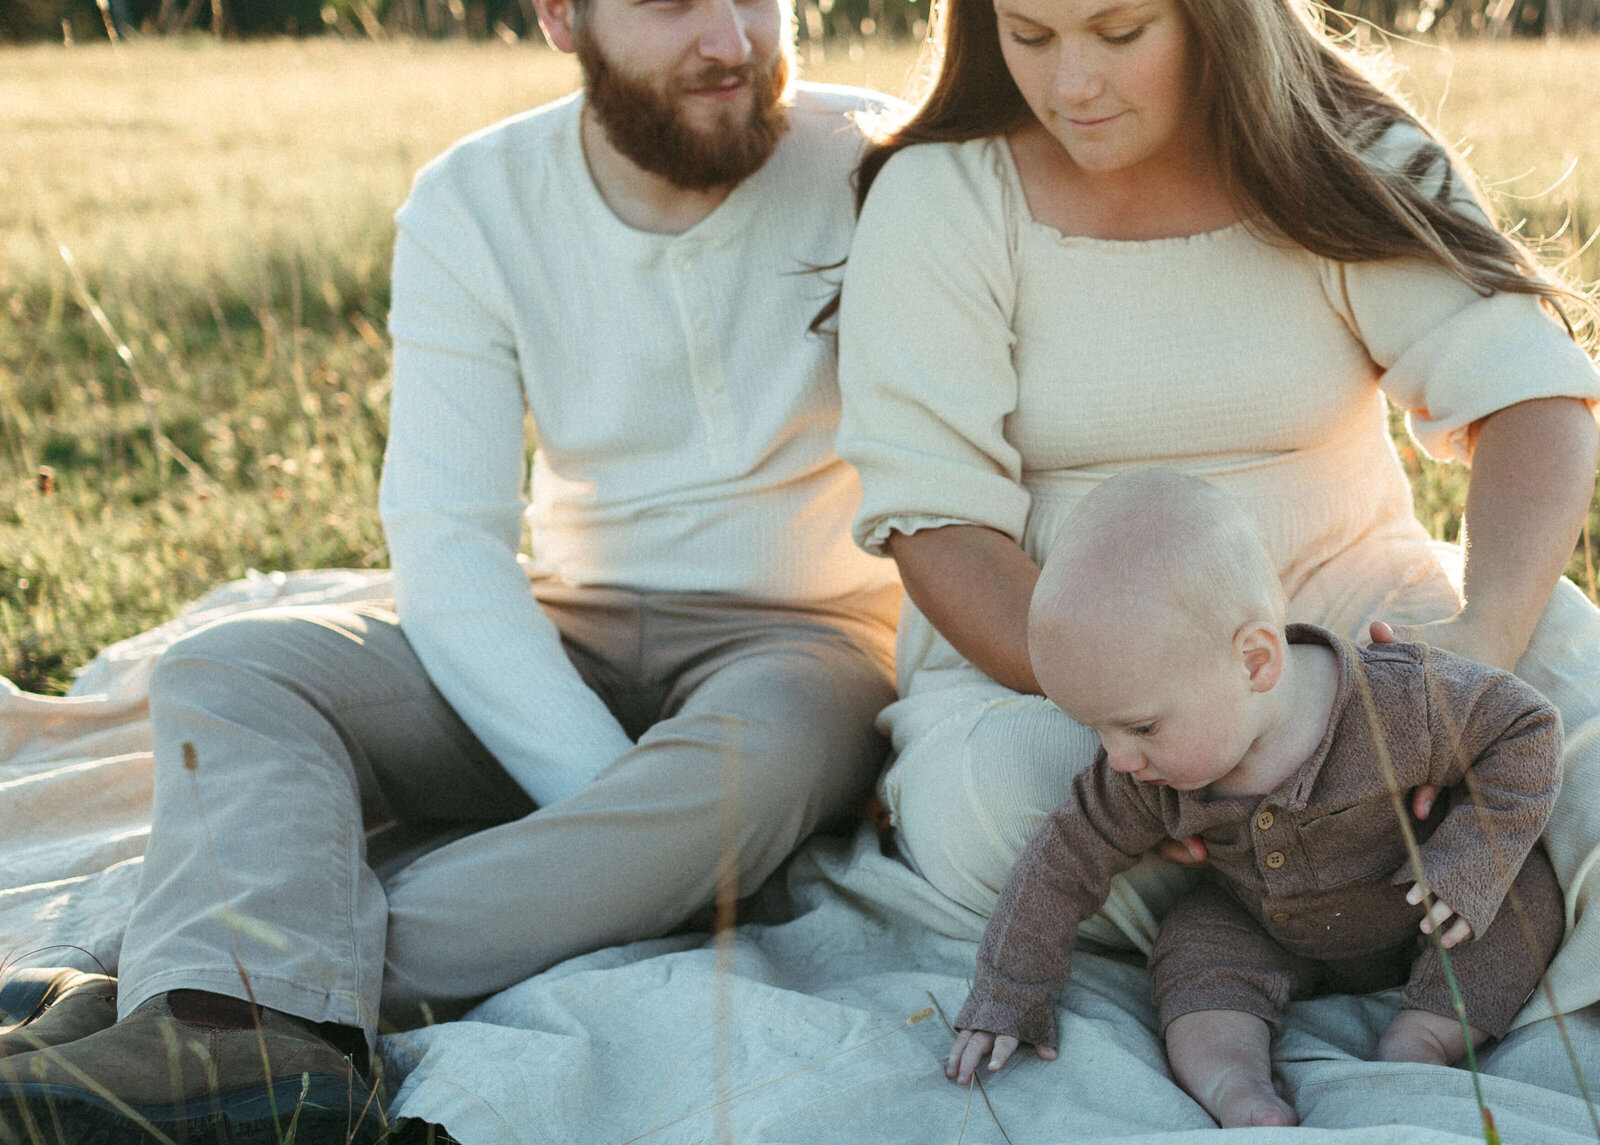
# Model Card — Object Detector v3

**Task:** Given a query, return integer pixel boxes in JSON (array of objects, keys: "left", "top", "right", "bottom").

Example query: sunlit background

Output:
[{"left": 2, "top": 10, "right": 1598, "bottom": 693}]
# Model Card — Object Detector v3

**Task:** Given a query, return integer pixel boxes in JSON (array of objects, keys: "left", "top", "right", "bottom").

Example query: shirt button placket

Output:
[{"left": 671, "top": 244, "right": 733, "bottom": 459}]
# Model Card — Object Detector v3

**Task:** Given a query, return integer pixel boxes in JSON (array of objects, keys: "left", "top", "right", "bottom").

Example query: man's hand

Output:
[
  {"left": 946, "top": 1028, "right": 1056, "bottom": 1084},
  {"left": 1404, "top": 883, "right": 1474, "bottom": 947}
]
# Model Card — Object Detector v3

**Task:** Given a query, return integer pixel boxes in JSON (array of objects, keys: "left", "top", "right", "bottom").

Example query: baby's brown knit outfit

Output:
[{"left": 956, "top": 625, "right": 1566, "bottom": 1047}]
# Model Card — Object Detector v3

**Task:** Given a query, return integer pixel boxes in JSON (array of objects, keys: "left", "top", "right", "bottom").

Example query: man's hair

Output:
[{"left": 1032, "top": 469, "right": 1286, "bottom": 654}]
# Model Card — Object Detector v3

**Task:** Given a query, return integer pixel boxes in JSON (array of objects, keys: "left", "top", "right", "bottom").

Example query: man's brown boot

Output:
[
  {"left": 0, "top": 991, "right": 384, "bottom": 1141},
  {"left": 0, "top": 968, "right": 117, "bottom": 1058}
]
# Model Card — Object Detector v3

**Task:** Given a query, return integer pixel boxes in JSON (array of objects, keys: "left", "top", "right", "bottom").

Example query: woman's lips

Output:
[{"left": 1064, "top": 111, "right": 1124, "bottom": 129}]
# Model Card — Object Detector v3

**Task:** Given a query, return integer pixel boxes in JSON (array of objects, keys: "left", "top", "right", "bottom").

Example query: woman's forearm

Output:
[
  {"left": 1457, "top": 396, "right": 1599, "bottom": 669},
  {"left": 887, "top": 524, "right": 1043, "bottom": 694}
]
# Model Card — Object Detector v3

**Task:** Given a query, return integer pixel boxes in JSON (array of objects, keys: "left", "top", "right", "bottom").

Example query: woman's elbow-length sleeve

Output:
[
  {"left": 836, "top": 143, "right": 1032, "bottom": 556},
  {"left": 1321, "top": 127, "right": 1600, "bottom": 466},
  {"left": 382, "top": 167, "right": 632, "bottom": 806}
]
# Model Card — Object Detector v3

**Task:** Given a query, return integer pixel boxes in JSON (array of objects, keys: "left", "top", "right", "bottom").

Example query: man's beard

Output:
[{"left": 576, "top": 27, "right": 790, "bottom": 192}]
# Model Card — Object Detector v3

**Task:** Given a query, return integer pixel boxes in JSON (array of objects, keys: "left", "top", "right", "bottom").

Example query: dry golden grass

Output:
[{"left": 1, "top": 35, "right": 1598, "bottom": 692}]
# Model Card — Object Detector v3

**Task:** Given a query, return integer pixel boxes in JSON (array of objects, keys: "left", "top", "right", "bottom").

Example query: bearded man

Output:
[{"left": 0, "top": 0, "right": 899, "bottom": 1135}]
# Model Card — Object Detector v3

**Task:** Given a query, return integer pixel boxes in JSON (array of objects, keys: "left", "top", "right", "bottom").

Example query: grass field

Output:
[{"left": 3, "top": 34, "right": 1599, "bottom": 694}]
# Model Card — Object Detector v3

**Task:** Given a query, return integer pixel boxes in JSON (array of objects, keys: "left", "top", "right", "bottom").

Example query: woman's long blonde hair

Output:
[{"left": 826, "top": 0, "right": 1593, "bottom": 343}]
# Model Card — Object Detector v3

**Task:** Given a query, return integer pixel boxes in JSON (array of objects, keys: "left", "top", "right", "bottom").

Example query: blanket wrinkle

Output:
[{"left": 2, "top": 569, "right": 1597, "bottom": 1144}]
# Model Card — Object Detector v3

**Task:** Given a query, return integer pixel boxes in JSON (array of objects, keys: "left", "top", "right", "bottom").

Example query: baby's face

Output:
[{"left": 1035, "top": 623, "right": 1258, "bottom": 792}]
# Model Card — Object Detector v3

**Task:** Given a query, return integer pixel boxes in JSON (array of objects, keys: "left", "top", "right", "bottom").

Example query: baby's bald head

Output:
[{"left": 1029, "top": 469, "right": 1286, "bottom": 684}]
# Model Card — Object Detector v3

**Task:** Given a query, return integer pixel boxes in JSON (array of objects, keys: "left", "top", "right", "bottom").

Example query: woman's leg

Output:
[
  {"left": 877, "top": 683, "right": 1198, "bottom": 947},
  {"left": 1505, "top": 577, "right": 1600, "bottom": 1023}
]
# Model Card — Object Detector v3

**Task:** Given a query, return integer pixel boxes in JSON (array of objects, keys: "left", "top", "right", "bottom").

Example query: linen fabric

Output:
[
  {"left": 6, "top": 580, "right": 1600, "bottom": 1144},
  {"left": 956, "top": 626, "right": 1564, "bottom": 1048},
  {"left": 115, "top": 581, "right": 897, "bottom": 1043},
  {"left": 384, "top": 85, "right": 899, "bottom": 806},
  {"left": 834, "top": 129, "right": 1600, "bottom": 1027}
]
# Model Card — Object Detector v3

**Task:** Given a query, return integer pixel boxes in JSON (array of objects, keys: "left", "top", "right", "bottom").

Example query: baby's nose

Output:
[{"left": 1105, "top": 746, "right": 1142, "bottom": 773}]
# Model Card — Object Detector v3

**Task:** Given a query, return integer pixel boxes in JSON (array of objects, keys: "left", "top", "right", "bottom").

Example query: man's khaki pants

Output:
[{"left": 115, "top": 581, "right": 898, "bottom": 1042}]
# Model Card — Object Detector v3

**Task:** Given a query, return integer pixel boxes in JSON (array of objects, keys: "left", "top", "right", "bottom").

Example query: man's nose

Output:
[{"left": 699, "top": 0, "right": 753, "bottom": 65}]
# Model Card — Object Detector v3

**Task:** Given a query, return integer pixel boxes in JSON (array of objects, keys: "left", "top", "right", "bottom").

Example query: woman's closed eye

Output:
[
  {"left": 1005, "top": 26, "right": 1052, "bottom": 46},
  {"left": 1099, "top": 23, "right": 1146, "bottom": 43}
]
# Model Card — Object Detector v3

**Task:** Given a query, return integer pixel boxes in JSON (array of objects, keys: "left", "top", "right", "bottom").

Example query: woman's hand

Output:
[
  {"left": 1405, "top": 397, "right": 1598, "bottom": 673},
  {"left": 947, "top": 1028, "right": 1057, "bottom": 1084},
  {"left": 1369, "top": 617, "right": 1513, "bottom": 674},
  {"left": 1156, "top": 836, "right": 1210, "bottom": 868}
]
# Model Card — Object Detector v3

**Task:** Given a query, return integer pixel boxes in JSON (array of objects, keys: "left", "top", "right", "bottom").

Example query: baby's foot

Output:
[
  {"left": 1212, "top": 1077, "right": 1299, "bottom": 1129},
  {"left": 1374, "top": 1008, "right": 1486, "bottom": 1066},
  {"left": 1166, "top": 1010, "right": 1298, "bottom": 1129}
]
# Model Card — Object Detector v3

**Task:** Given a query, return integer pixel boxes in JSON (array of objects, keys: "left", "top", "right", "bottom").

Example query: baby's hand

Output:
[
  {"left": 1404, "top": 883, "right": 1473, "bottom": 947},
  {"left": 946, "top": 1028, "right": 1056, "bottom": 1085}
]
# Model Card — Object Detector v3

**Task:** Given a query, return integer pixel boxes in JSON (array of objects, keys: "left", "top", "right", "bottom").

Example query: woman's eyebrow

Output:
[{"left": 995, "top": 1, "right": 1156, "bottom": 23}]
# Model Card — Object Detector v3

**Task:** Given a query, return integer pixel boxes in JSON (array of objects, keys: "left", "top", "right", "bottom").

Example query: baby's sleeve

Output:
[
  {"left": 1399, "top": 652, "right": 1564, "bottom": 940},
  {"left": 836, "top": 141, "right": 1032, "bottom": 556},
  {"left": 956, "top": 765, "right": 1168, "bottom": 1047}
]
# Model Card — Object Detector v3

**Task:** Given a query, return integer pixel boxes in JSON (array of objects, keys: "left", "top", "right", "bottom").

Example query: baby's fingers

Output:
[
  {"left": 947, "top": 1030, "right": 981, "bottom": 1080},
  {"left": 988, "top": 1035, "right": 1021, "bottom": 1073},
  {"left": 948, "top": 1030, "right": 995, "bottom": 1083},
  {"left": 1418, "top": 898, "right": 1456, "bottom": 935},
  {"left": 1440, "top": 917, "right": 1473, "bottom": 948}
]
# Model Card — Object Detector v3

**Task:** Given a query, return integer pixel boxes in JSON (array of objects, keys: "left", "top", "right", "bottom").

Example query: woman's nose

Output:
[{"left": 1054, "top": 42, "right": 1104, "bottom": 104}]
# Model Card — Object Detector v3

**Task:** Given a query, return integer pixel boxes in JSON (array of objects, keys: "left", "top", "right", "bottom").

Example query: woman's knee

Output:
[{"left": 883, "top": 695, "right": 1098, "bottom": 915}]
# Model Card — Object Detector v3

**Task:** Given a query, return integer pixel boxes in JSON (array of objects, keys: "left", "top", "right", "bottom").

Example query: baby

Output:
[{"left": 948, "top": 468, "right": 1566, "bottom": 1129}]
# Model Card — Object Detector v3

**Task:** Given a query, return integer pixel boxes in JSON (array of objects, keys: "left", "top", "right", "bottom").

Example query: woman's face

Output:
[{"left": 994, "top": 0, "right": 1201, "bottom": 178}]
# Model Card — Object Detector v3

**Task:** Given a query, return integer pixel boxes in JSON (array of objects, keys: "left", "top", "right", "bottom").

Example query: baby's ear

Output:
[{"left": 1236, "top": 623, "right": 1284, "bottom": 693}]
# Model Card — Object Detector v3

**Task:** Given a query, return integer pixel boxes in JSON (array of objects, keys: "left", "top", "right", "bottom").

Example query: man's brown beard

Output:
[{"left": 576, "top": 26, "right": 790, "bottom": 192}]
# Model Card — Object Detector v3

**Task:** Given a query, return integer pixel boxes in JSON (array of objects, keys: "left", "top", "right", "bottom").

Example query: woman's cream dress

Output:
[{"left": 837, "top": 131, "right": 1600, "bottom": 1027}]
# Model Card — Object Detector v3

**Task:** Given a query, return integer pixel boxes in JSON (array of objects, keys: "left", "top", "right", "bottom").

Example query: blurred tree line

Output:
[{"left": 4, "top": 0, "right": 1598, "bottom": 49}]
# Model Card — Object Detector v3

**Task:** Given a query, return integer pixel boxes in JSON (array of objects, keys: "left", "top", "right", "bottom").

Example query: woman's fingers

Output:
[{"left": 1155, "top": 836, "right": 1208, "bottom": 868}]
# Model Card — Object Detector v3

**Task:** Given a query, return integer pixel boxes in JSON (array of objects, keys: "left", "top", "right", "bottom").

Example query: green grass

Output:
[{"left": 2, "top": 35, "right": 1598, "bottom": 694}]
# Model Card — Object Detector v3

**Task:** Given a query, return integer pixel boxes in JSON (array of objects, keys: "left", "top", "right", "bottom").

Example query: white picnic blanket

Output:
[{"left": 3, "top": 570, "right": 1597, "bottom": 1145}]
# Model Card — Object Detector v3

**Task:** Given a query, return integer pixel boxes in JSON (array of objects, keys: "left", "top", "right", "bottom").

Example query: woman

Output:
[{"left": 833, "top": 0, "right": 1600, "bottom": 1026}]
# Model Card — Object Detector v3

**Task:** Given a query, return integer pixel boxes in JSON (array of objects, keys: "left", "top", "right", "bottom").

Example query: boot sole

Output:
[{"left": 0, "top": 1073, "right": 385, "bottom": 1144}]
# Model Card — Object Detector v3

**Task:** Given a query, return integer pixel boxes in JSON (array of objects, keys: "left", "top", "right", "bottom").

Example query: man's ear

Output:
[
  {"left": 1235, "top": 623, "right": 1284, "bottom": 694},
  {"left": 532, "top": 0, "right": 579, "bottom": 53}
]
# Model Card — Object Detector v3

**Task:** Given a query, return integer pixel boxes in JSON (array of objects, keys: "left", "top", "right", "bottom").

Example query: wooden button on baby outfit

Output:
[
  {"left": 1255, "top": 811, "right": 1275, "bottom": 831},
  {"left": 1272, "top": 912, "right": 1290, "bottom": 922},
  {"left": 1265, "top": 851, "right": 1286, "bottom": 869}
]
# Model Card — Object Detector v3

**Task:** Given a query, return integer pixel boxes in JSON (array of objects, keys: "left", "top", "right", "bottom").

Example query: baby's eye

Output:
[{"left": 1129, "top": 723, "right": 1158, "bottom": 737}]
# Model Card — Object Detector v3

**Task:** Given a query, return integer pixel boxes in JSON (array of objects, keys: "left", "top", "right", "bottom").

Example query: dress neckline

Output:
[{"left": 994, "top": 133, "right": 1248, "bottom": 252}]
